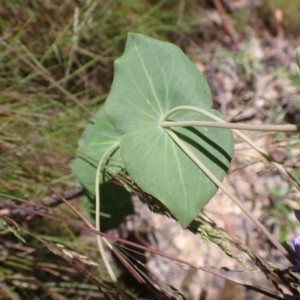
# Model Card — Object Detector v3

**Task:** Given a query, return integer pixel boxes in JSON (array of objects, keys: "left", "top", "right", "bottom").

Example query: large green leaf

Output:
[
  {"left": 106, "top": 33, "right": 234, "bottom": 228},
  {"left": 71, "top": 105, "right": 123, "bottom": 195}
]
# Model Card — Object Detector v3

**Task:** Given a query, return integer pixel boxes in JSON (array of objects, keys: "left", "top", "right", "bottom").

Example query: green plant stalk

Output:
[
  {"left": 94, "top": 141, "right": 128, "bottom": 299},
  {"left": 161, "top": 121, "right": 299, "bottom": 132},
  {"left": 162, "top": 106, "right": 300, "bottom": 192},
  {"left": 165, "top": 128, "right": 293, "bottom": 263}
]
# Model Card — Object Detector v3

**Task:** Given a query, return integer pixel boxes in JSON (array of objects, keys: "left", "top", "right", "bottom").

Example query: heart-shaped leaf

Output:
[{"left": 106, "top": 33, "right": 234, "bottom": 228}]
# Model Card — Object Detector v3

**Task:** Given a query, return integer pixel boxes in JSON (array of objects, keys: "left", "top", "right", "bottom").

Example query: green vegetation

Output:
[
  {"left": 1, "top": 1, "right": 300, "bottom": 299},
  {"left": 0, "top": 1, "right": 211, "bottom": 298}
]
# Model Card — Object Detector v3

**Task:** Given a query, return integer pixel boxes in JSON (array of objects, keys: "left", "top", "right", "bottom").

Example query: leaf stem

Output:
[
  {"left": 165, "top": 128, "right": 294, "bottom": 263},
  {"left": 162, "top": 106, "right": 300, "bottom": 192},
  {"left": 162, "top": 120, "right": 299, "bottom": 132},
  {"left": 95, "top": 141, "right": 128, "bottom": 298}
]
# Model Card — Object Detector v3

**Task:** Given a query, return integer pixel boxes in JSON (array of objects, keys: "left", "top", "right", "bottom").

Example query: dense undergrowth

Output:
[{"left": 1, "top": 1, "right": 300, "bottom": 299}]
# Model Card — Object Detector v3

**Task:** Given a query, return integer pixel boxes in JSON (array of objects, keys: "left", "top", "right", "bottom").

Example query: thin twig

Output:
[
  {"left": 212, "top": 0, "right": 240, "bottom": 51},
  {"left": 0, "top": 187, "right": 85, "bottom": 221}
]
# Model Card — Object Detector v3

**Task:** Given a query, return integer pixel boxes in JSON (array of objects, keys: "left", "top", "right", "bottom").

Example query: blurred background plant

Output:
[{"left": 1, "top": 0, "right": 300, "bottom": 299}]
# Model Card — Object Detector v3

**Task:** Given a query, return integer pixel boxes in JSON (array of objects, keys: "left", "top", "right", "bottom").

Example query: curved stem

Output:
[
  {"left": 162, "top": 120, "right": 299, "bottom": 132},
  {"left": 165, "top": 128, "right": 293, "bottom": 263},
  {"left": 162, "top": 106, "right": 300, "bottom": 192},
  {"left": 95, "top": 141, "right": 128, "bottom": 299}
]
